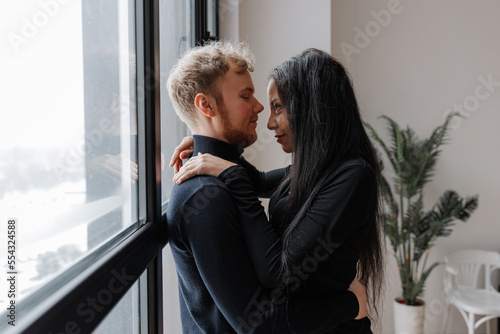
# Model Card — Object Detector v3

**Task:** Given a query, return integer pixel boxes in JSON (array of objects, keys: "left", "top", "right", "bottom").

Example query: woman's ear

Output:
[{"left": 194, "top": 93, "right": 216, "bottom": 117}]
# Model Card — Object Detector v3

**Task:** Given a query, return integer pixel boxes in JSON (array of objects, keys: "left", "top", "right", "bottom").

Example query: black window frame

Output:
[
  {"left": 193, "top": 0, "right": 219, "bottom": 45},
  {"left": 0, "top": 0, "right": 218, "bottom": 333}
]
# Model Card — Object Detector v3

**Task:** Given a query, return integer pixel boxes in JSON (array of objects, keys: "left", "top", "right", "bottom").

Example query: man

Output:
[{"left": 166, "top": 41, "right": 365, "bottom": 333}]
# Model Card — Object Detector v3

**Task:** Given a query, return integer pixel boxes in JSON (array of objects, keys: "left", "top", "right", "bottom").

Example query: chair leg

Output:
[
  {"left": 468, "top": 312, "right": 475, "bottom": 334},
  {"left": 441, "top": 303, "right": 451, "bottom": 334},
  {"left": 486, "top": 317, "right": 491, "bottom": 334}
]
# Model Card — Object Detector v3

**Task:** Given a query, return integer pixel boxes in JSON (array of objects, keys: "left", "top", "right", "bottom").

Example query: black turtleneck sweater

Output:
[{"left": 166, "top": 135, "right": 359, "bottom": 334}]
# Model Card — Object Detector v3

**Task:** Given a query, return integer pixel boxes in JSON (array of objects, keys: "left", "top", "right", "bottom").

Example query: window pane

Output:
[
  {"left": 160, "top": 0, "right": 192, "bottom": 204},
  {"left": 0, "top": 0, "right": 138, "bottom": 307},
  {"left": 160, "top": 1, "right": 193, "bottom": 332},
  {"left": 163, "top": 246, "right": 183, "bottom": 333},
  {"left": 93, "top": 272, "right": 145, "bottom": 334},
  {"left": 207, "top": 0, "right": 217, "bottom": 38}
]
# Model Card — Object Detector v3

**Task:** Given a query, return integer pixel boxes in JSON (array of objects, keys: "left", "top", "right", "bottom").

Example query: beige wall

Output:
[
  {"left": 237, "top": 0, "right": 332, "bottom": 170},
  {"left": 331, "top": 1, "right": 500, "bottom": 333},
  {"left": 227, "top": 0, "right": 500, "bottom": 333}
]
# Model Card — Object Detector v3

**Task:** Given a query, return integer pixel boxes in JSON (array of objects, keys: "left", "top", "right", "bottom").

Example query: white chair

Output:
[{"left": 442, "top": 249, "right": 500, "bottom": 334}]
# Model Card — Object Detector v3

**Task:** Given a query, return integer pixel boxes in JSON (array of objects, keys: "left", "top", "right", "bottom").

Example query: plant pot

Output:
[{"left": 393, "top": 298, "right": 425, "bottom": 334}]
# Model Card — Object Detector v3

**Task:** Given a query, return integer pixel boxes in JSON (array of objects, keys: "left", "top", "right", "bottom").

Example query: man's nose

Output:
[{"left": 254, "top": 98, "right": 264, "bottom": 114}]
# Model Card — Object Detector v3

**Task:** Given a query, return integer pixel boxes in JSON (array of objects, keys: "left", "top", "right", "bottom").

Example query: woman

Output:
[{"left": 172, "top": 48, "right": 384, "bottom": 333}]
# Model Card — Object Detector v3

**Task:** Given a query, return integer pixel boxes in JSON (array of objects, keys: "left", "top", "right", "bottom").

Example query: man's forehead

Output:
[
  {"left": 220, "top": 67, "right": 254, "bottom": 92},
  {"left": 238, "top": 87, "right": 254, "bottom": 94}
]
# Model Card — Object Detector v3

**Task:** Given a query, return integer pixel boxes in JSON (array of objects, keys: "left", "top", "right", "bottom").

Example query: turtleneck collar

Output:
[{"left": 192, "top": 135, "right": 243, "bottom": 163}]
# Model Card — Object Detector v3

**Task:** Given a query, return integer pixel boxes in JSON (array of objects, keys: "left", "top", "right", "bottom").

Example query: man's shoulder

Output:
[
  {"left": 169, "top": 175, "right": 229, "bottom": 203},
  {"left": 166, "top": 176, "right": 234, "bottom": 225}
]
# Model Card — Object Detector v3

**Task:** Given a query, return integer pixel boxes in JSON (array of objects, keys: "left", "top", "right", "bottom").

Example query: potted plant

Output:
[{"left": 364, "top": 112, "right": 479, "bottom": 334}]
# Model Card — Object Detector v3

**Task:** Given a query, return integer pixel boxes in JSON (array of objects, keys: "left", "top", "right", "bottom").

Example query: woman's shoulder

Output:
[
  {"left": 316, "top": 156, "right": 376, "bottom": 192},
  {"left": 316, "top": 157, "right": 376, "bottom": 199},
  {"left": 334, "top": 156, "right": 374, "bottom": 177}
]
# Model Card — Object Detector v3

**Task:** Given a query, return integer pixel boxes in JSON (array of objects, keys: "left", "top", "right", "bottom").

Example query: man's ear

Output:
[{"left": 194, "top": 93, "right": 216, "bottom": 118}]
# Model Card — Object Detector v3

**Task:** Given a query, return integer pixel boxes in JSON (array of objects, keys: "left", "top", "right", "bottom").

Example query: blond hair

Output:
[{"left": 166, "top": 40, "right": 255, "bottom": 126}]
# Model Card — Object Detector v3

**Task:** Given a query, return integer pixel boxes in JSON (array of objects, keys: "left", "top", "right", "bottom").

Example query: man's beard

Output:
[{"left": 219, "top": 105, "right": 257, "bottom": 149}]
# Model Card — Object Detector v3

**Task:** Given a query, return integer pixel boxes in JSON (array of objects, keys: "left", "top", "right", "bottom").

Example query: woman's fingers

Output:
[
  {"left": 130, "top": 160, "right": 139, "bottom": 183},
  {"left": 172, "top": 153, "right": 236, "bottom": 184},
  {"left": 171, "top": 148, "right": 195, "bottom": 173},
  {"left": 169, "top": 136, "right": 194, "bottom": 167},
  {"left": 173, "top": 159, "right": 183, "bottom": 174},
  {"left": 180, "top": 148, "right": 194, "bottom": 160},
  {"left": 173, "top": 154, "right": 201, "bottom": 184}
]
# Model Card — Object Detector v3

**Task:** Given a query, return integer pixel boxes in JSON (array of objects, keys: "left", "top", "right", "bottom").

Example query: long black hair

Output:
[{"left": 272, "top": 48, "right": 384, "bottom": 317}]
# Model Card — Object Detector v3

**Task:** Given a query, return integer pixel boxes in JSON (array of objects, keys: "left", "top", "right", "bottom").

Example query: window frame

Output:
[
  {"left": 0, "top": 0, "right": 218, "bottom": 333},
  {"left": 1, "top": 0, "right": 164, "bottom": 332},
  {"left": 193, "top": 0, "right": 219, "bottom": 45}
]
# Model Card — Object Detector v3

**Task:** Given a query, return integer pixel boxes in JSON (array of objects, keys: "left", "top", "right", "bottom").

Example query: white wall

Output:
[
  {"left": 331, "top": 1, "right": 500, "bottom": 333},
  {"left": 223, "top": 0, "right": 500, "bottom": 333},
  {"left": 237, "top": 0, "right": 332, "bottom": 170}
]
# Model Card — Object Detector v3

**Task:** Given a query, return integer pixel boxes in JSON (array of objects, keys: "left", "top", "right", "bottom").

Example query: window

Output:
[
  {"left": 159, "top": 1, "right": 192, "bottom": 331},
  {"left": 160, "top": 0, "right": 192, "bottom": 205},
  {"left": 0, "top": 0, "right": 218, "bottom": 332},
  {"left": 1, "top": 0, "right": 139, "bottom": 307}
]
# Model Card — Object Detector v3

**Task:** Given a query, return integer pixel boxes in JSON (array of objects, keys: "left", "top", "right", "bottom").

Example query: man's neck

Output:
[
  {"left": 191, "top": 127, "right": 229, "bottom": 145},
  {"left": 192, "top": 135, "right": 243, "bottom": 163}
]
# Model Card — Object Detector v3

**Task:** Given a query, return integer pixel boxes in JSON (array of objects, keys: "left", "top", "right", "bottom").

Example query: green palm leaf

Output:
[
  {"left": 365, "top": 113, "right": 479, "bottom": 306},
  {"left": 363, "top": 121, "right": 397, "bottom": 172}
]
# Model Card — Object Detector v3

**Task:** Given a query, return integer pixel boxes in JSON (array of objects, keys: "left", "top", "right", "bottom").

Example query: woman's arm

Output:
[
  {"left": 173, "top": 154, "right": 370, "bottom": 320},
  {"left": 170, "top": 136, "right": 287, "bottom": 196},
  {"left": 238, "top": 156, "right": 288, "bottom": 198},
  {"left": 173, "top": 154, "right": 374, "bottom": 290},
  {"left": 218, "top": 159, "right": 376, "bottom": 288}
]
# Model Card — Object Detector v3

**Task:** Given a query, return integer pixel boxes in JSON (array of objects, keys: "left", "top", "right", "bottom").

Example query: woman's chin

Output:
[{"left": 281, "top": 145, "right": 293, "bottom": 154}]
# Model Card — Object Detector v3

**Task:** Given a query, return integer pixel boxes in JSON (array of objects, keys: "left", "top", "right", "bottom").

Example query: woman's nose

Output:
[{"left": 267, "top": 113, "right": 276, "bottom": 130}]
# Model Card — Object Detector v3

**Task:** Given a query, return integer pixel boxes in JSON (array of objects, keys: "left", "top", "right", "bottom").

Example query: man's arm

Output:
[{"left": 181, "top": 182, "right": 359, "bottom": 333}]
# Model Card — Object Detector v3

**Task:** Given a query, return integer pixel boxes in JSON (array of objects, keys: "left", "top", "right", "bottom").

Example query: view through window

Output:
[{"left": 0, "top": 0, "right": 139, "bottom": 320}]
